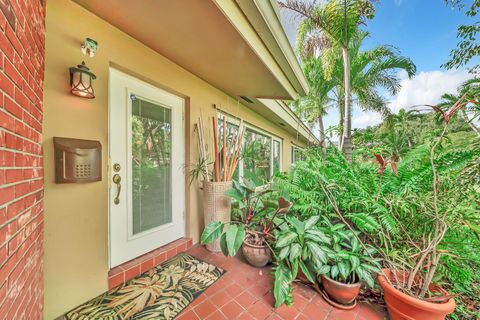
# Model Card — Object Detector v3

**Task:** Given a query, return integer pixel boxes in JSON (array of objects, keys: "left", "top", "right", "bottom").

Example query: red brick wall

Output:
[{"left": 0, "top": 0, "right": 46, "bottom": 319}]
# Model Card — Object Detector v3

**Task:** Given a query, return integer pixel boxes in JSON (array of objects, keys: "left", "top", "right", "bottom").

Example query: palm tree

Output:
[
  {"left": 327, "top": 32, "right": 416, "bottom": 146},
  {"left": 280, "top": 0, "right": 375, "bottom": 160},
  {"left": 290, "top": 58, "right": 335, "bottom": 145},
  {"left": 385, "top": 109, "right": 418, "bottom": 148},
  {"left": 348, "top": 33, "right": 416, "bottom": 114}
]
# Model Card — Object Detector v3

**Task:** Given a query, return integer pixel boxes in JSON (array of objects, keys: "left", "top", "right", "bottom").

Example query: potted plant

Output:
[
  {"left": 201, "top": 178, "right": 293, "bottom": 267},
  {"left": 316, "top": 94, "right": 472, "bottom": 317},
  {"left": 272, "top": 214, "right": 332, "bottom": 307},
  {"left": 317, "top": 225, "right": 381, "bottom": 309},
  {"left": 373, "top": 97, "right": 473, "bottom": 320},
  {"left": 190, "top": 114, "right": 245, "bottom": 252}
]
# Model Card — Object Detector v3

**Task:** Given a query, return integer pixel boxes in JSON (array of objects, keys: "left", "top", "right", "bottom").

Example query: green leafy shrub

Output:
[
  {"left": 317, "top": 225, "right": 381, "bottom": 289},
  {"left": 273, "top": 215, "right": 331, "bottom": 307},
  {"left": 201, "top": 178, "right": 292, "bottom": 256},
  {"left": 275, "top": 133, "right": 479, "bottom": 317}
]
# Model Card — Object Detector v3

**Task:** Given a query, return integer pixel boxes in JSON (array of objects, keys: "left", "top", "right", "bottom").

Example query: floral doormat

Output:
[{"left": 65, "top": 253, "right": 225, "bottom": 320}]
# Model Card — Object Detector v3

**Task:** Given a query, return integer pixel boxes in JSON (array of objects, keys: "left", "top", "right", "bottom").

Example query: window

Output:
[
  {"left": 243, "top": 128, "right": 272, "bottom": 181},
  {"left": 273, "top": 140, "right": 281, "bottom": 176},
  {"left": 217, "top": 112, "right": 282, "bottom": 183},
  {"left": 216, "top": 117, "right": 240, "bottom": 180},
  {"left": 291, "top": 145, "right": 304, "bottom": 164}
]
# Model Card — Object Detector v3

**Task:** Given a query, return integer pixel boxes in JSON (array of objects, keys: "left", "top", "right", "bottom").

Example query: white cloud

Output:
[
  {"left": 352, "top": 111, "right": 383, "bottom": 128},
  {"left": 388, "top": 70, "right": 471, "bottom": 113},
  {"left": 349, "top": 70, "right": 471, "bottom": 130}
]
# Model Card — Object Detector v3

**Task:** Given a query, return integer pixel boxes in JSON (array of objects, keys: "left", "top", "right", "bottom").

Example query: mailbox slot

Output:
[{"left": 54, "top": 137, "right": 102, "bottom": 183}]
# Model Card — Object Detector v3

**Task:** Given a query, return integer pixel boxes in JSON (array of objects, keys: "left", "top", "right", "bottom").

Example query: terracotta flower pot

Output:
[
  {"left": 320, "top": 275, "right": 361, "bottom": 305},
  {"left": 241, "top": 240, "right": 271, "bottom": 267},
  {"left": 378, "top": 268, "right": 456, "bottom": 320}
]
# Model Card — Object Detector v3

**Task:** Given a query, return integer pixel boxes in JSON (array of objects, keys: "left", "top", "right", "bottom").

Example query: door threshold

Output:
[{"left": 108, "top": 237, "right": 193, "bottom": 289}]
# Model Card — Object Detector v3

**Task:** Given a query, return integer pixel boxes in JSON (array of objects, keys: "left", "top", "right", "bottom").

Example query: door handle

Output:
[{"left": 113, "top": 174, "right": 122, "bottom": 205}]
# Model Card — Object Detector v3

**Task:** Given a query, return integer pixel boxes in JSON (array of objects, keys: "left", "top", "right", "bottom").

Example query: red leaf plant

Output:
[
  {"left": 415, "top": 92, "right": 470, "bottom": 124},
  {"left": 374, "top": 154, "right": 398, "bottom": 201},
  {"left": 374, "top": 154, "right": 398, "bottom": 176}
]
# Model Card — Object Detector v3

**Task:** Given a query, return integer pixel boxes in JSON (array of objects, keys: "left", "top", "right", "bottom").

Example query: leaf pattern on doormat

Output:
[{"left": 65, "top": 253, "right": 224, "bottom": 320}]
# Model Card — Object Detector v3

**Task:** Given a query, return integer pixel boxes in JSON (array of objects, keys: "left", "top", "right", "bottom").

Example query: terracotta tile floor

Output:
[{"left": 178, "top": 245, "right": 388, "bottom": 320}]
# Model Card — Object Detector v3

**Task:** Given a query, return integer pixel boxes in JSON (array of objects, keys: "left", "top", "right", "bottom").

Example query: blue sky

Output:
[
  {"left": 279, "top": 0, "right": 476, "bottom": 131},
  {"left": 363, "top": 0, "right": 474, "bottom": 71}
]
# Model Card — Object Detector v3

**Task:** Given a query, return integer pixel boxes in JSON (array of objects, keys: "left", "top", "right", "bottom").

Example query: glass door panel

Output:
[{"left": 131, "top": 98, "right": 172, "bottom": 235}]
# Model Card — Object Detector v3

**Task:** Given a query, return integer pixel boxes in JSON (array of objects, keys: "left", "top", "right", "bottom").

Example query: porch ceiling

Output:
[{"left": 72, "top": 0, "right": 293, "bottom": 100}]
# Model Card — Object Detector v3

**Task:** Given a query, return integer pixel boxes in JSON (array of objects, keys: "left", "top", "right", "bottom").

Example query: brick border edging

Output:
[{"left": 107, "top": 237, "right": 193, "bottom": 289}]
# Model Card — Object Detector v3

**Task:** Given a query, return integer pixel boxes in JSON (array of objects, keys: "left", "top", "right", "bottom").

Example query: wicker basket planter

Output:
[{"left": 203, "top": 180, "right": 232, "bottom": 252}]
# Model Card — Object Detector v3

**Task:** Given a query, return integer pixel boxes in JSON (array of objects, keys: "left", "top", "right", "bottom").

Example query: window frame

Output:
[{"left": 217, "top": 111, "right": 282, "bottom": 181}]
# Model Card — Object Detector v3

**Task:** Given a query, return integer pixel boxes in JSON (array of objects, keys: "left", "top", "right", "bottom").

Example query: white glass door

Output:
[{"left": 109, "top": 68, "right": 185, "bottom": 267}]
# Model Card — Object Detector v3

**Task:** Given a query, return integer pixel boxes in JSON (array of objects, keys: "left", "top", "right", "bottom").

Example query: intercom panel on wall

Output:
[{"left": 53, "top": 137, "right": 102, "bottom": 183}]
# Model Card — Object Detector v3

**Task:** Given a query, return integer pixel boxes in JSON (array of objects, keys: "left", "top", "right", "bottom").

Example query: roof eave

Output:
[
  {"left": 212, "top": 0, "right": 316, "bottom": 143},
  {"left": 233, "top": 0, "right": 309, "bottom": 97},
  {"left": 258, "top": 98, "right": 319, "bottom": 144},
  {"left": 251, "top": 0, "right": 309, "bottom": 96}
]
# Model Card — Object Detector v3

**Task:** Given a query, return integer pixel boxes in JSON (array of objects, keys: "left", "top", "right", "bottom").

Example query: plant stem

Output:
[
  {"left": 376, "top": 173, "right": 383, "bottom": 202},
  {"left": 418, "top": 124, "right": 448, "bottom": 298}
]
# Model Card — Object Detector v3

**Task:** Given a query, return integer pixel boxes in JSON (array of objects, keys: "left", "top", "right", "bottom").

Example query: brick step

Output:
[{"left": 107, "top": 237, "right": 193, "bottom": 288}]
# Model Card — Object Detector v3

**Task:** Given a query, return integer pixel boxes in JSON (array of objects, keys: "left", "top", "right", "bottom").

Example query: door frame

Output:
[{"left": 108, "top": 68, "right": 186, "bottom": 268}]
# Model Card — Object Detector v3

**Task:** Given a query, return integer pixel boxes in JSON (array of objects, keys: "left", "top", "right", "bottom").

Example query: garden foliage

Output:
[{"left": 275, "top": 131, "right": 480, "bottom": 317}]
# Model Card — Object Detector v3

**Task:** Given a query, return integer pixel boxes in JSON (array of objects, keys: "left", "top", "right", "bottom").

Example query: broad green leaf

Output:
[
  {"left": 232, "top": 179, "right": 245, "bottom": 194},
  {"left": 364, "top": 246, "right": 377, "bottom": 256},
  {"left": 292, "top": 258, "right": 299, "bottom": 279},
  {"left": 351, "top": 236, "right": 360, "bottom": 252},
  {"left": 306, "top": 229, "right": 331, "bottom": 244},
  {"left": 299, "top": 259, "right": 315, "bottom": 283},
  {"left": 306, "top": 241, "right": 327, "bottom": 263},
  {"left": 224, "top": 188, "right": 243, "bottom": 202},
  {"left": 276, "top": 232, "right": 298, "bottom": 248},
  {"left": 331, "top": 223, "right": 345, "bottom": 231},
  {"left": 220, "top": 233, "right": 228, "bottom": 256},
  {"left": 331, "top": 265, "right": 339, "bottom": 279},
  {"left": 304, "top": 215, "right": 320, "bottom": 230},
  {"left": 304, "top": 233, "right": 323, "bottom": 243},
  {"left": 225, "top": 224, "right": 245, "bottom": 256},
  {"left": 231, "top": 207, "right": 243, "bottom": 218},
  {"left": 278, "top": 246, "right": 290, "bottom": 260},
  {"left": 350, "top": 256, "right": 360, "bottom": 271},
  {"left": 317, "top": 265, "right": 331, "bottom": 275},
  {"left": 273, "top": 262, "right": 293, "bottom": 307},
  {"left": 287, "top": 216, "right": 305, "bottom": 235},
  {"left": 332, "top": 234, "right": 340, "bottom": 244},
  {"left": 289, "top": 243, "right": 302, "bottom": 261},
  {"left": 363, "top": 272, "right": 374, "bottom": 288},
  {"left": 363, "top": 263, "right": 381, "bottom": 274},
  {"left": 275, "top": 217, "right": 289, "bottom": 231},
  {"left": 338, "top": 261, "right": 350, "bottom": 280},
  {"left": 356, "top": 266, "right": 374, "bottom": 287},
  {"left": 201, "top": 221, "right": 223, "bottom": 244},
  {"left": 337, "top": 230, "right": 351, "bottom": 241},
  {"left": 306, "top": 241, "right": 327, "bottom": 264},
  {"left": 302, "top": 245, "right": 309, "bottom": 260}
]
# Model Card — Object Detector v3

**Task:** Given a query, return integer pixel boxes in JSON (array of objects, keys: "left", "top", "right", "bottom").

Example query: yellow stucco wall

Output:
[{"left": 43, "top": 0, "right": 308, "bottom": 318}]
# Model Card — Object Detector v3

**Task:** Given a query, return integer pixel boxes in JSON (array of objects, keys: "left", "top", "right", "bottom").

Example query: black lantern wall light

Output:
[{"left": 69, "top": 38, "right": 98, "bottom": 99}]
